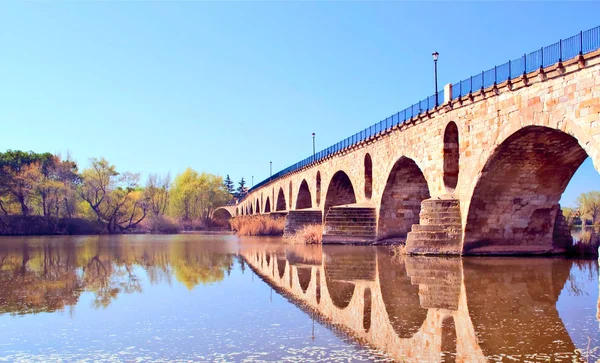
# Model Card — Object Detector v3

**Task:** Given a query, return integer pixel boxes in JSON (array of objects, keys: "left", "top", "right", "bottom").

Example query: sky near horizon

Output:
[{"left": 1, "top": 1, "right": 599, "bottom": 207}]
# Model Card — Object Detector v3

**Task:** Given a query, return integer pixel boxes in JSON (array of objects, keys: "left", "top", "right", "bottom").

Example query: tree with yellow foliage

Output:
[{"left": 79, "top": 158, "right": 148, "bottom": 233}]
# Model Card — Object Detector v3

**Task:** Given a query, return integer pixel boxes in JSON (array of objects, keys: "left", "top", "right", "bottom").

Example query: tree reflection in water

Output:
[{"left": 0, "top": 235, "right": 235, "bottom": 314}]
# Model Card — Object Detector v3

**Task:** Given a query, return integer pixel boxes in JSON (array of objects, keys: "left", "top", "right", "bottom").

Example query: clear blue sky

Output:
[{"left": 1, "top": 1, "right": 598, "bottom": 206}]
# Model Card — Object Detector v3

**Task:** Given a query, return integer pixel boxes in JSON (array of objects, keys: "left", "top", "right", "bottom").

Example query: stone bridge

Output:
[
  {"left": 217, "top": 34, "right": 600, "bottom": 255},
  {"left": 240, "top": 245, "right": 580, "bottom": 362}
]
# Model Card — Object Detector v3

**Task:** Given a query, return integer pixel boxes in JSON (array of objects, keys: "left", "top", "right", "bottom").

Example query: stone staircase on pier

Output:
[
  {"left": 322, "top": 205, "right": 377, "bottom": 244},
  {"left": 405, "top": 199, "right": 462, "bottom": 254},
  {"left": 283, "top": 210, "right": 323, "bottom": 237}
]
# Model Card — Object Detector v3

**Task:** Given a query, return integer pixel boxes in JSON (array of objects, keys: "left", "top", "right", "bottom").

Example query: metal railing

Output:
[
  {"left": 452, "top": 26, "right": 600, "bottom": 98},
  {"left": 245, "top": 25, "right": 600, "bottom": 197}
]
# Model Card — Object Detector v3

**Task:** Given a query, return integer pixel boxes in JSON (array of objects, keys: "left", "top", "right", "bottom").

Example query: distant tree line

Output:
[
  {"left": 562, "top": 191, "right": 600, "bottom": 227},
  {"left": 0, "top": 150, "right": 237, "bottom": 234}
]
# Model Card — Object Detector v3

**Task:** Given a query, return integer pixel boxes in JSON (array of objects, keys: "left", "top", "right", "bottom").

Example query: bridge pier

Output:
[
  {"left": 405, "top": 199, "right": 462, "bottom": 255},
  {"left": 322, "top": 205, "right": 377, "bottom": 244},
  {"left": 283, "top": 210, "right": 322, "bottom": 237}
]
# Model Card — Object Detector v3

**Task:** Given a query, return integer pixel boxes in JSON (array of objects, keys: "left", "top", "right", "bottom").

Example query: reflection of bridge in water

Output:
[{"left": 241, "top": 245, "right": 582, "bottom": 362}]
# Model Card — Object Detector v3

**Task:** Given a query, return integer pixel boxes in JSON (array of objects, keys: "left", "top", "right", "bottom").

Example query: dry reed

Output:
[
  {"left": 230, "top": 215, "right": 285, "bottom": 236},
  {"left": 286, "top": 224, "right": 323, "bottom": 245}
]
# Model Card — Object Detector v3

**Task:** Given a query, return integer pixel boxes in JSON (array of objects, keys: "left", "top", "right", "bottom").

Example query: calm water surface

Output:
[{"left": 0, "top": 234, "right": 598, "bottom": 362}]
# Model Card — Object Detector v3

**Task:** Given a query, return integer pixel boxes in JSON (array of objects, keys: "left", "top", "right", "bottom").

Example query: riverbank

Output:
[{"left": 0, "top": 216, "right": 105, "bottom": 235}]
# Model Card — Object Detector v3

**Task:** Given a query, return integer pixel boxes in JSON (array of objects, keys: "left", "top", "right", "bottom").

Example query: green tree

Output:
[
  {"left": 235, "top": 178, "right": 247, "bottom": 199},
  {"left": 223, "top": 175, "right": 235, "bottom": 196},
  {"left": 169, "top": 169, "right": 230, "bottom": 226},
  {"left": 577, "top": 191, "right": 600, "bottom": 225},
  {"left": 146, "top": 173, "right": 170, "bottom": 217},
  {"left": 79, "top": 158, "right": 148, "bottom": 233},
  {"left": 0, "top": 150, "right": 54, "bottom": 215}
]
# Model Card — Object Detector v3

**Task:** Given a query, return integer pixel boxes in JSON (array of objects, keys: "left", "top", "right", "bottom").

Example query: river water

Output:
[{"left": 0, "top": 234, "right": 598, "bottom": 362}]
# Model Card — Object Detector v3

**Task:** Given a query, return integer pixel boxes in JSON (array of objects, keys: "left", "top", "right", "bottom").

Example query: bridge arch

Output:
[
  {"left": 249, "top": 204, "right": 253, "bottom": 215},
  {"left": 264, "top": 197, "right": 271, "bottom": 213},
  {"left": 296, "top": 179, "right": 312, "bottom": 209},
  {"left": 443, "top": 121, "right": 460, "bottom": 193},
  {"left": 463, "top": 126, "right": 589, "bottom": 254},
  {"left": 316, "top": 172, "right": 322, "bottom": 207},
  {"left": 364, "top": 153, "right": 373, "bottom": 199},
  {"left": 213, "top": 208, "right": 232, "bottom": 221},
  {"left": 276, "top": 187, "right": 286, "bottom": 211},
  {"left": 235, "top": 207, "right": 239, "bottom": 216},
  {"left": 377, "top": 156, "right": 431, "bottom": 240},
  {"left": 324, "top": 170, "right": 357, "bottom": 217},
  {"left": 255, "top": 198, "right": 261, "bottom": 214}
]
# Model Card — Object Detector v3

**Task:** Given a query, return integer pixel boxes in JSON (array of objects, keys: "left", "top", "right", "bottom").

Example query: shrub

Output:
[
  {"left": 146, "top": 216, "right": 181, "bottom": 234},
  {"left": 230, "top": 215, "right": 285, "bottom": 236}
]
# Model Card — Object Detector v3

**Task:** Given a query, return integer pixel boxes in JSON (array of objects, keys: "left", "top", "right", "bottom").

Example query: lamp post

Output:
[
  {"left": 269, "top": 161, "right": 272, "bottom": 181},
  {"left": 251, "top": 176, "right": 254, "bottom": 188},
  {"left": 432, "top": 51, "right": 439, "bottom": 107},
  {"left": 312, "top": 132, "right": 316, "bottom": 162}
]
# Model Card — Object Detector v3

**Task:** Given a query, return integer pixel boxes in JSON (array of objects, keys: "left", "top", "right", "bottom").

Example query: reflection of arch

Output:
[
  {"left": 443, "top": 121, "right": 460, "bottom": 192},
  {"left": 463, "top": 258, "right": 574, "bottom": 357},
  {"left": 264, "top": 197, "right": 271, "bottom": 213},
  {"left": 464, "top": 126, "right": 588, "bottom": 253},
  {"left": 276, "top": 187, "right": 286, "bottom": 211},
  {"left": 377, "top": 157, "right": 430, "bottom": 240},
  {"left": 440, "top": 316, "right": 457, "bottom": 362},
  {"left": 265, "top": 254, "right": 271, "bottom": 267},
  {"left": 316, "top": 268, "right": 321, "bottom": 304},
  {"left": 316, "top": 172, "right": 322, "bottom": 206},
  {"left": 377, "top": 251, "right": 427, "bottom": 338},
  {"left": 363, "top": 288, "right": 372, "bottom": 332},
  {"left": 277, "top": 258, "right": 286, "bottom": 279},
  {"left": 324, "top": 171, "right": 357, "bottom": 217},
  {"left": 364, "top": 154, "right": 373, "bottom": 199},
  {"left": 288, "top": 181, "right": 293, "bottom": 209},
  {"left": 297, "top": 267, "right": 311, "bottom": 293},
  {"left": 296, "top": 180, "right": 312, "bottom": 209},
  {"left": 256, "top": 199, "right": 261, "bottom": 214},
  {"left": 323, "top": 246, "right": 375, "bottom": 309}
]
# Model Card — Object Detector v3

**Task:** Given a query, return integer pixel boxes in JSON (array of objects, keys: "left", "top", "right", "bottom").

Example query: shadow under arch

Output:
[
  {"left": 316, "top": 171, "right": 322, "bottom": 206},
  {"left": 324, "top": 171, "right": 357, "bottom": 218},
  {"left": 264, "top": 197, "right": 271, "bottom": 213},
  {"left": 364, "top": 153, "right": 373, "bottom": 199},
  {"left": 323, "top": 245, "right": 375, "bottom": 309},
  {"left": 213, "top": 208, "right": 232, "bottom": 221},
  {"left": 443, "top": 121, "right": 460, "bottom": 193},
  {"left": 276, "top": 187, "right": 286, "bottom": 211},
  {"left": 463, "top": 126, "right": 588, "bottom": 254},
  {"left": 377, "top": 249, "right": 428, "bottom": 338},
  {"left": 249, "top": 204, "right": 253, "bottom": 215},
  {"left": 255, "top": 199, "right": 261, "bottom": 214},
  {"left": 377, "top": 156, "right": 430, "bottom": 240},
  {"left": 296, "top": 179, "right": 312, "bottom": 209},
  {"left": 463, "top": 258, "right": 576, "bottom": 357}
]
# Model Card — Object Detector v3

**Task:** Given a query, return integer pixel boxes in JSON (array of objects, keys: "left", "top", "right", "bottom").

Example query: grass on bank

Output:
[
  {"left": 231, "top": 215, "right": 286, "bottom": 236},
  {"left": 285, "top": 224, "right": 323, "bottom": 245}
]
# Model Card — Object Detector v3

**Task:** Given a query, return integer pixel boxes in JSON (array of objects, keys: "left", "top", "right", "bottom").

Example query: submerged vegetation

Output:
[{"left": 0, "top": 150, "right": 233, "bottom": 235}]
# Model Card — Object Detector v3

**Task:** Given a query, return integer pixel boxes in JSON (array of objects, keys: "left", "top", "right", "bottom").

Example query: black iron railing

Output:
[{"left": 246, "top": 25, "right": 600, "bottom": 196}]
